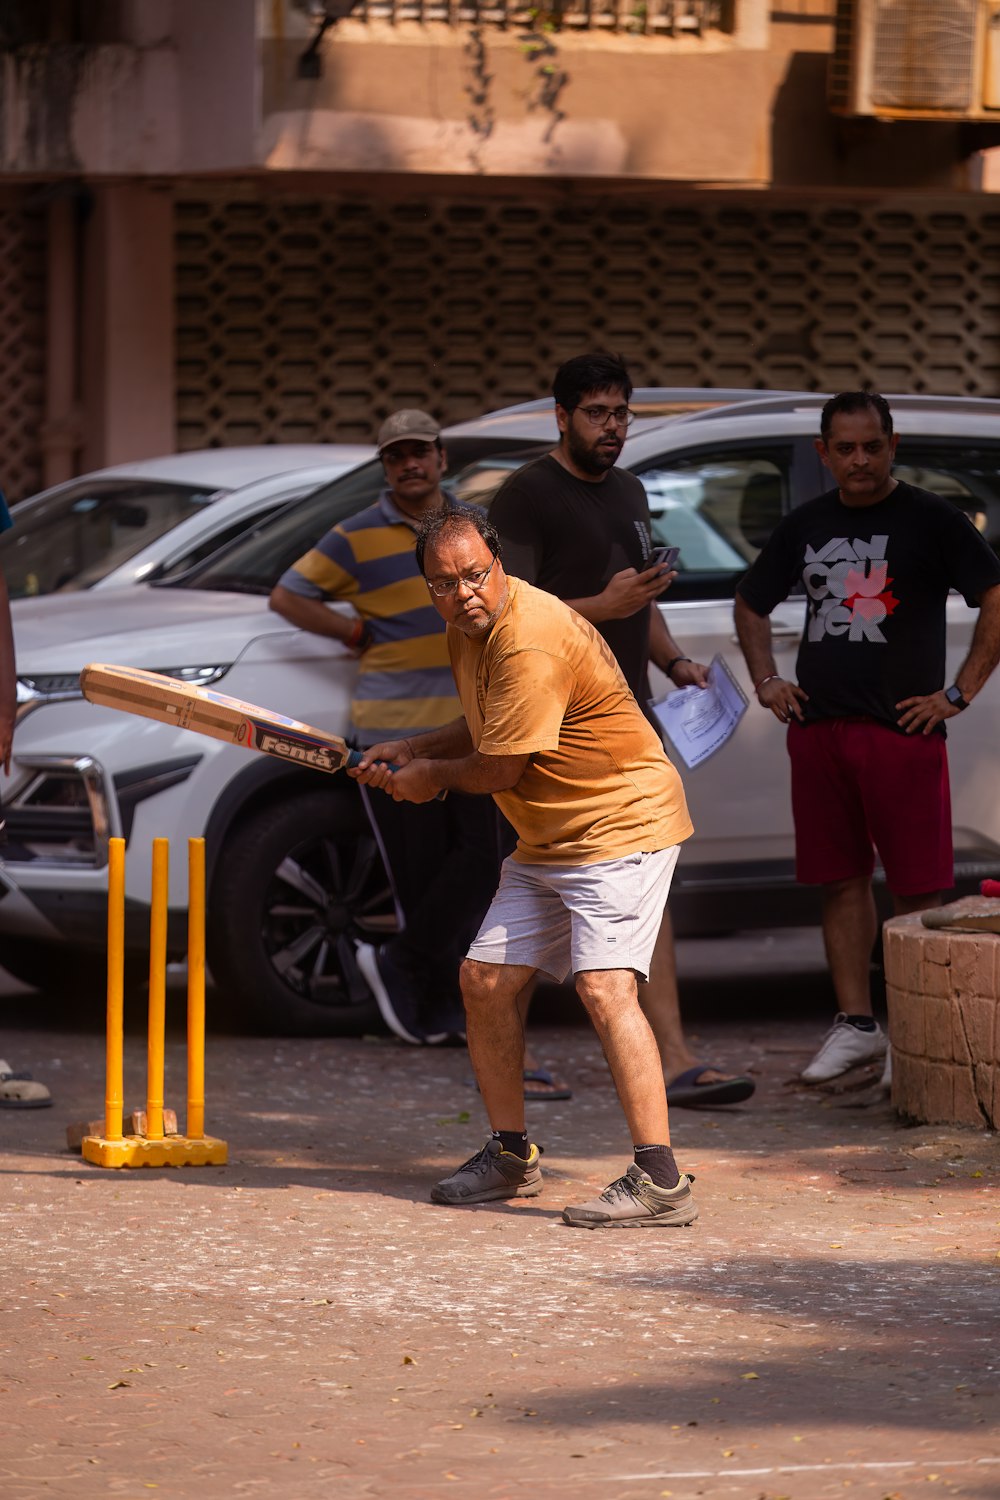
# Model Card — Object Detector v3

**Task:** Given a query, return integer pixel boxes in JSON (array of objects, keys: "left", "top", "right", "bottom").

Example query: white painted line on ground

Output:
[{"left": 607, "top": 1456, "right": 1000, "bottom": 1481}]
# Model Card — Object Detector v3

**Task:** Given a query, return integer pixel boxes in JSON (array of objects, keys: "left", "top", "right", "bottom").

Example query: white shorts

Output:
[{"left": 466, "top": 846, "right": 680, "bottom": 983}]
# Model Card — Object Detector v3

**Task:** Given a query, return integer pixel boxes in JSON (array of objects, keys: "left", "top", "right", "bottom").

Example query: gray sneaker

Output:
[
  {"left": 431, "top": 1138, "right": 543, "bottom": 1205},
  {"left": 800, "top": 1014, "right": 887, "bottom": 1083},
  {"left": 562, "top": 1165, "right": 698, "bottom": 1229}
]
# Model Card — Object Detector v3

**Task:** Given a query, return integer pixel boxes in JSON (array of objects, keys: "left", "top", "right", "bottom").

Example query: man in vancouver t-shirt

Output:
[{"left": 735, "top": 391, "right": 1000, "bottom": 1086}]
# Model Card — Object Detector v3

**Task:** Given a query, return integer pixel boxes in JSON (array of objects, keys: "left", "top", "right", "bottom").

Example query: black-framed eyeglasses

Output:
[
  {"left": 426, "top": 557, "right": 496, "bottom": 598},
  {"left": 575, "top": 404, "right": 635, "bottom": 429}
]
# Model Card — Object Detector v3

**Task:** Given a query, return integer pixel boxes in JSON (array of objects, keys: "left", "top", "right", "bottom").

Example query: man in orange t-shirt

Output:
[{"left": 351, "top": 507, "right": 699, "bottom": 1230}]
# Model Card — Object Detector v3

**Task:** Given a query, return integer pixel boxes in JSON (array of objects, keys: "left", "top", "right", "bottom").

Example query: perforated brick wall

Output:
[
  {"left": 174, "top": 189, "right": 1000, "bottom": 447},
  {"left": 0, "top": 197, "right": 47, "bottom": 500}
]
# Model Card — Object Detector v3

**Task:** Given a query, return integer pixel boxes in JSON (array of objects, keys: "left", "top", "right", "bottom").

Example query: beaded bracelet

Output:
[{"left": 665, "top": 656, "right": 692, "bottom": 677}]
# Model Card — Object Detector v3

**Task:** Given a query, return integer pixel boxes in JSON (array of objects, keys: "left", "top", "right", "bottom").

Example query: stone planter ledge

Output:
[{"left": 883, "top": 908, "right": 1000, "bottom": 1131}]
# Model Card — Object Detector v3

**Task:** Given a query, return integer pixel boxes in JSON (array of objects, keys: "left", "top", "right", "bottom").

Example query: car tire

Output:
[{"left": 207, "top": 786, "right": 393, "bottom": 1036}]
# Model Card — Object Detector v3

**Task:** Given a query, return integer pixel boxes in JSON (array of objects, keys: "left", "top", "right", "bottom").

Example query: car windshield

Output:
[
  {"left": 1, "top": 481, "right": 217, "bottom": 597},
  {"left": 636, "top": 455, "right": 787, "bottom": 573},
  {"left": 892, "top": 445, "right": 1000, "bottom": 555},
  {"left": 173, "top": 439, "right": 551, "bottom": 594}
]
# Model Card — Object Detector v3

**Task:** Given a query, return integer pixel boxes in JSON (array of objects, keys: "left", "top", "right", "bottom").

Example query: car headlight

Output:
[
  {"left": 17, "top": 674, "right": 82, "bottom": 701},
  {"left": 16, "top": 664, "right": 232, "bottom": 721}
]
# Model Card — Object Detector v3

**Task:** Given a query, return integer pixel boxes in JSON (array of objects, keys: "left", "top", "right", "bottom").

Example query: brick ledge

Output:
[{"left": 883, "top": 912, "right": 999, "bottom": 1130}]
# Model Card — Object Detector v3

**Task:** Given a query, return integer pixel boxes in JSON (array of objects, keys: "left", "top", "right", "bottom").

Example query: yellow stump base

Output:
[{"left": 80, "top": 1134, "right": 228, "bottom": 1168}]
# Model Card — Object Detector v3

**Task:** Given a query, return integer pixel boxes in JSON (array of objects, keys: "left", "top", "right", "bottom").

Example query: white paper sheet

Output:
[{"left": 649, "top": 653, "right": 748, "bottom": 770}]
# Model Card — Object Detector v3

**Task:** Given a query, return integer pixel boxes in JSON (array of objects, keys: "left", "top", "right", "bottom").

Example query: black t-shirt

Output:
[
  {"left": 738, "top": 480, "right": 1000, "bottom": 731},
  {"left": 490, "top": 455, "right": 657, "bottom": 696}
]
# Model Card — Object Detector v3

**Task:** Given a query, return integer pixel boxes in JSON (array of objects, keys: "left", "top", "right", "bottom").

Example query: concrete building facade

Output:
[{"left": 2, "top": 0, "right": 1000, "bottom": 496}]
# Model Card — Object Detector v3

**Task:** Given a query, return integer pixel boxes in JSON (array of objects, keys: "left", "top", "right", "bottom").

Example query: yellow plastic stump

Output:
[
  {"left": 187, "top": 837, "right": 206, "bottom": 1141},
  {"left": 102, "top": 837, "right": 126, "bottom": 1143},
  {"left": 146, "top": 838, "right": 168, "bottom": 1141},
  {"left": 82, "top": 836, "right": 228, "bottom": 1169}
]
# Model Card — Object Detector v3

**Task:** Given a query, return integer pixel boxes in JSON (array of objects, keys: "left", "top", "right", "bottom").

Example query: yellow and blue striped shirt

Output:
[{"left": 278, "top": 491, "right": 461, "bottom": 747}]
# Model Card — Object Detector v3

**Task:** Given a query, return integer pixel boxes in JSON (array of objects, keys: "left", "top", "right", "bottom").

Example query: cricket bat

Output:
[{"left": 79, "top": 663, "right": 384, "bottom": 776}]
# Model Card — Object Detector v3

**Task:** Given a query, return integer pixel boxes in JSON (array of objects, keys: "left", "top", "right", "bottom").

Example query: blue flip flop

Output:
[
  {"left": 666, "top": 1065, "right": 755, "bottom": 1109},
  {"left": 523, "top": 1067, "right": 572, "bottom": 1102},
  {"left": 467, "top": 1067, "right": 573, "bottom": 1101}
]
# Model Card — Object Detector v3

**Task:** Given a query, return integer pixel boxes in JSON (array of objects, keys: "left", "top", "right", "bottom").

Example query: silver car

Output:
[{"left": 1, "top": 445, "right": 373, "bottom": 597}]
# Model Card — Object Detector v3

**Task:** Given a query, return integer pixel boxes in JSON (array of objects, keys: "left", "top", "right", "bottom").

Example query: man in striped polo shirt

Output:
[{"left": 270, "top": 410, "right": 504, "bottom": 1045}]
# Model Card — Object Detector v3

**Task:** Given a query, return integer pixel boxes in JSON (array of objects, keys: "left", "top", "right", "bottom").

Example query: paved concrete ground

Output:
[{"left": 2, "top": 960, "right": 998, "bottom": 1500}]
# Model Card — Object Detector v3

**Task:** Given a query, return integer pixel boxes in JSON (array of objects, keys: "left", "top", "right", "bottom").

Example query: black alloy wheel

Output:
[{"left": 207, "top": 786, "right": 395, "bottom": 1035}]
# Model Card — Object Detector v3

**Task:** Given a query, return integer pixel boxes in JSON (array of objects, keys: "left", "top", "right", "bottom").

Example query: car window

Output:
[
  {"left": 175, "top": 440, "right": 551, "bottom": 594},
  {"left": 892, "top": 445, "right": 1000, "bottom": 554},
  {"left": 634, "top": 450, "right": 790, "bottom": 574},
  {"left": 154, "top": 503, "right": 289, "bottom": 582},
  {"left": 1, "top": 482, "right": 216, "bottom": 597}
]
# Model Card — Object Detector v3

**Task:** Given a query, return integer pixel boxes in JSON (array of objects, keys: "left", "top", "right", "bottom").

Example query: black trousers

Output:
[{"left": 361, "top": 786, "right": 509, "bottom": 1014}]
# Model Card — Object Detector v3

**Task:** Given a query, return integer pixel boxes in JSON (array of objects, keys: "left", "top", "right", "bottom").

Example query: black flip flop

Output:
[{"left": 666, "top": 1065, "right": 755, "bottom": 1109}]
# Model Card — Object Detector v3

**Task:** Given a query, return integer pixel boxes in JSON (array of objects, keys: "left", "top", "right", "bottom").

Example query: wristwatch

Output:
[{"left": 945, "top": 684, "right": 969, "bottom": 711}]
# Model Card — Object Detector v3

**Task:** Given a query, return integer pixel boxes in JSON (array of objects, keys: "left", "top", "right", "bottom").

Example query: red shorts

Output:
[{"left": 787, "top": 718, "right": 952, "bottom": 896}]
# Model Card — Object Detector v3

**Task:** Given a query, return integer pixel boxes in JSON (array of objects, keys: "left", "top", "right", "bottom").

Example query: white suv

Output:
[{"left": 4, "top": 394, "right": 999, "bottom": 1032}]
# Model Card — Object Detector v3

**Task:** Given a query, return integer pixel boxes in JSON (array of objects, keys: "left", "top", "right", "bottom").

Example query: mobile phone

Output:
[{"left": 651, "top": 545, "right": 680, "bottom": 570}]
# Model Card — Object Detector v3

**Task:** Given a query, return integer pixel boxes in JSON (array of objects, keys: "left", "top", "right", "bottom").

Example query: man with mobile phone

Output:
[{"left": 488, "top": 352, "right": 756, "bottom": 1110}]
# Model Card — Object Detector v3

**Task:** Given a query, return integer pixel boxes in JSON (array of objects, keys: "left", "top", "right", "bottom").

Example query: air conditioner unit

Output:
[{"left": 829, "top": 0, "right": 1000, "bottom": 119}]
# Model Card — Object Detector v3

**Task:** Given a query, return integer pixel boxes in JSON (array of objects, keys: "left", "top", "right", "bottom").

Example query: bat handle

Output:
[
  {"left": 346, "top": 749, "right": 402, "bottom": 773},
  {"left": 346, "top": 747, "right": 447, "bottom": 801}
]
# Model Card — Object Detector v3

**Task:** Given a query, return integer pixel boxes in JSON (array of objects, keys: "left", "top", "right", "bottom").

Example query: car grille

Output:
[
  {"left": 2, "top": 754, "right": 204, "bottom": 868},
  {"left": 3, "top": 755, "right": 110, "bottom": 866}
]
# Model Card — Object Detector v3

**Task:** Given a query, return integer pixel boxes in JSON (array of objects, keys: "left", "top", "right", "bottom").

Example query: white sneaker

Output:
[{"left": 800, "top": 1014, "right": 887, "bottom": 1083}]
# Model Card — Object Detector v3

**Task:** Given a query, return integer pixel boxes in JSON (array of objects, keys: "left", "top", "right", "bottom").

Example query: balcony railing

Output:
[{"left": 351, "top": 0, "right": 732, "bottom": 35}]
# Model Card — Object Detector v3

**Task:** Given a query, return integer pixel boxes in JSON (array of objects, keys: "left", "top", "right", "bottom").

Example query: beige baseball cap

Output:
[{"left": 376, "top": 409, "right": 441, "bottom": 454}]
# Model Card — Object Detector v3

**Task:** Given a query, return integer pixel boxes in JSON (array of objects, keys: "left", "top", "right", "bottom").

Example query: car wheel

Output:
[{"left": 207, "top": 787, "right": 394, "bottom": 1036}]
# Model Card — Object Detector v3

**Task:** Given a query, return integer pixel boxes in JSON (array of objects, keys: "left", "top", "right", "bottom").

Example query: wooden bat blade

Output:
[{"left": 79, "top": 664, "right": 363, "bottom": 775}]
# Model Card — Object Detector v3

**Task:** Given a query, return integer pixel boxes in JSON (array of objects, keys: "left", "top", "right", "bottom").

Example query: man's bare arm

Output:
[
  {"left": 269, "top": 583, "right": 363, "bottom": 647},
  {"left": 958, "top": 582, "right": 1000, "bottom": 697},
  {"left": 734, "top": 593, "right": 807, "bottom": 723},
  {"left": 431, "top": 750, "right": 528, "bottom": 795},
  {"left": 897, "top": 581, "right": 1000, "bottom": 734},
  {"left": 352, "top": 748, "right": 529, "bottom": 804},
  {"left": 565, "top": 563, "right": 674, "bottom": 624},
  {"left": 402, "top": 718, "right": 475, "bottom": 760},
  {"left": 353, "top": 718, "right": 474, "bottom": 772},
  {"left": 648, "top": 602, "right": 709, "bottom": 689}
]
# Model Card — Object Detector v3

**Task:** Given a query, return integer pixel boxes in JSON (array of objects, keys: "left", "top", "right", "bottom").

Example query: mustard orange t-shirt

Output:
[{"left": 448, "top": 577, "right": 693, "bottom": 865}]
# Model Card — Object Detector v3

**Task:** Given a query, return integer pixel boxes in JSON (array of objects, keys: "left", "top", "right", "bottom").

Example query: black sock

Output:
[
  {"left": 633, "top": 1144, "right": 680, "bottom": 1189},
  {"left": 494, "top": 1130, "right": 530, "bottom": 1160},
  {"left": 844, "top": 1014, "right": 877, "bottom": 1032}
]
